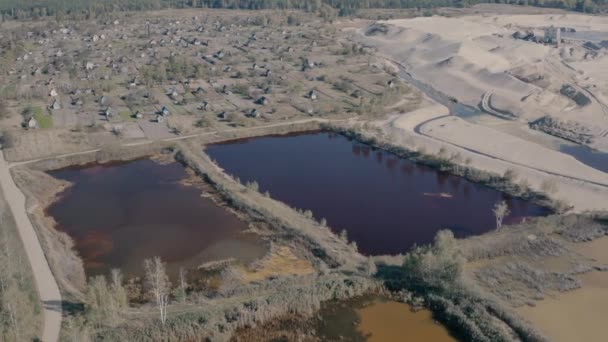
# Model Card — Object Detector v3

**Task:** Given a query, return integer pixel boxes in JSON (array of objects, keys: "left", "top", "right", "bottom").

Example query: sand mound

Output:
[{"left": 355, "top": 13, "right": 608, "bottom": 148}]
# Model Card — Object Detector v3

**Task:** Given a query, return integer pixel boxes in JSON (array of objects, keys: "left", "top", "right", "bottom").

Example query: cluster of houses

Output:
[{"left": 10, "top": 11, "right": 348, "bottom": 135}]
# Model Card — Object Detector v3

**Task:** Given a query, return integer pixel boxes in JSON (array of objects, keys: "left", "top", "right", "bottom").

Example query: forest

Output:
[{"left": 0, "top": 0, "right": 606, "bottom": 20}]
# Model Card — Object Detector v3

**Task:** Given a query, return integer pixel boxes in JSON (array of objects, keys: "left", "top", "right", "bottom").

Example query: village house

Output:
[
  {"left": 308, "top": 89, "right": 318, "bottom": 100},
  {"left": 71, "top": 98, "right": 84, "bottom": 107},
  {"left": 51, "top": 99, "right": 61, "bottom": 110},
  {"left": 27, "top": 117, "right": 38, "bottom": 129},
  {"left": 256, "top": 96, "right": 269, "bottom": 105},
  {"left": 167, "top": 88, "right": 179, "bottom": 100}
]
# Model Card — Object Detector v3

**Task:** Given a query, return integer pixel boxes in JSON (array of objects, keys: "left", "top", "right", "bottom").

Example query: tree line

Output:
[{"left": 0, "top": 0, "right": 606, "bottom": 20}]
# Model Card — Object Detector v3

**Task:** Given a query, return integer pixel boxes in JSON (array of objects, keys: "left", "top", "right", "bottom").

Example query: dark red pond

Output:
[
  {"left": 206, "top": 132, "right": 551, "bottom": 255},
  {"left": 46, "top": 159, "right": 267, "bottom": 278}
]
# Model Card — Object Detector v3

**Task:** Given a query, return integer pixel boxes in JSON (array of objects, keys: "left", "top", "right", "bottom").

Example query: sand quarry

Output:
[
  {"left": 345, "top": 9, "right": 608, "bottom": 340},
  {"left": 356, "top": 12, "right": 608, "bottom": 152},
  {"left": 346, "top": 10, "right": 608, "bottom": 214}
]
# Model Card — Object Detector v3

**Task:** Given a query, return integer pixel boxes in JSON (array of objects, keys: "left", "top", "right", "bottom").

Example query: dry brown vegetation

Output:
[{"left": 3, "top": 5, "right": 607, "bottom": 342}]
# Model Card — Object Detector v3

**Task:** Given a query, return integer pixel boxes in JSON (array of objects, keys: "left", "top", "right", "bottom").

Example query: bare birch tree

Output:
[
  {"left": 493, "top": 200, "right": 511, "bottom": 230},
  {"left": 172, "top": 267, "right": 187, "bottom": 303},
  {"left": 110, "top": 268, "right": 128, "bottom": 313},
  {"left": 143, "top": 257, "right": 170, "bottom": 325}
]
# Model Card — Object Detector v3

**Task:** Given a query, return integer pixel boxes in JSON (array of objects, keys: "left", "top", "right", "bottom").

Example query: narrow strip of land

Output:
[
  {"left": 0, "top": 152, "right": 62, "bottom": 342},
  {"left": 412, "top": 115, "right": 608, "bottom": 188},
  {"left": 9, "top": 118, "right": 341, "bottom": 167}
]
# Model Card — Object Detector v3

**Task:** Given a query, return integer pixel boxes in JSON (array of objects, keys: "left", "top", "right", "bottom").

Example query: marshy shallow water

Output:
[
  {"left": 316, "top": 296, "right": 456, "bottom": 342},
  {"left": 46, "top": 159, "right": 267, "bottom": 278},
  {"left": 206, "top": 132, "right": 550, "bottom": 255}
]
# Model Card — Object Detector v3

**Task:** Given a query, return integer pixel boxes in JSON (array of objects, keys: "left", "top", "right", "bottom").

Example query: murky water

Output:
[
  {"left": 206, "top": 132, "right": 550, "bottom": 255},
  {"left": 316, "top": 297, "right": 456, "bottom": 342},
  {"left": 46, "top": 159, "right": 267, "bottom": 278},
  {"left": 560, "top": 143, "right": 608, "bottom": 173},
  {"left": 397, "top": 65, "right": 608, "bottom": 174}
]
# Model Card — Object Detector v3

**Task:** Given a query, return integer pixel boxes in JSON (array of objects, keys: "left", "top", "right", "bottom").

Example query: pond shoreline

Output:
[
  {"left": 322, "top": 124, "right": 561, "bottom": 213},
  {"left": 10, "top": 123, "right": 561, "bottom": 341}
]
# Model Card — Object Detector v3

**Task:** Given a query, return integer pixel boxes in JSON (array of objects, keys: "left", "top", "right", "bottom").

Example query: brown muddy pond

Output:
[
  {"left": 316, "top": 297, "right": 456, "bottom": 342},
  {"left": 46, "top": 159, "right": 267, "bottom": 278},
  {"left": 206, "top": 132, "right": 550, "bottom": 255}
]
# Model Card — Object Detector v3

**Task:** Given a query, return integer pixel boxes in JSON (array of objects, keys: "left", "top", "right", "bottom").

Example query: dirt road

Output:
[{"left": 0, "top": 152, "right": 62, "bottom": 342}]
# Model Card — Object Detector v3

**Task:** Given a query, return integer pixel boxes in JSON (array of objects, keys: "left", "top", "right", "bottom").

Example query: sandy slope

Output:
[
  {"left": 420, "top": 115, "right": 608, "bottom": 185},
  {"left": 517, "top": 237, "right": 608, "bottom": 342},
  {"left": 381, "top": 102, "right": 608, "bottom": 213},
  {"left": 357, "top": 13, "right": 608, "bottom": 151},
  {"left": 0, "top": 153, "right": 62, "bottom": 342}
]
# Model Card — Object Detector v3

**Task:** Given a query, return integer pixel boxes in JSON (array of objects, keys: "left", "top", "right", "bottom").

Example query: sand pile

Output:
[{"left": 356, "top": 13, "right": 608, "bottom": 152}]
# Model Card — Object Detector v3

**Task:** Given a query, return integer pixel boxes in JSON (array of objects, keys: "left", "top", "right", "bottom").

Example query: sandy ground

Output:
[
  {"left": 517, "top": 236, "right": 608, "bottom": 342},
  {"left": 420, "top": 115, "right": 608, "bottom": 185},
  {"left": 357, "top": 12, "right": 608, "bottom": 151},
  {"left": 0, "top": 153, "right": 62, "bottom": 342},
  {"left": 352, "top": 12, "right": 608, "bottom": 210},
  {"left": 379, "top": 101, "right": 608, "bottom": 212}
]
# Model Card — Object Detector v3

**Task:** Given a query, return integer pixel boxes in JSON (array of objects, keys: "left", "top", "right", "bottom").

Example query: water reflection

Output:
[
  {"left": 206, "top": 132, "right": 550, "bottom": 255},
  {"left": 46, "top": 159, "right": 267, "bottom": 278}
]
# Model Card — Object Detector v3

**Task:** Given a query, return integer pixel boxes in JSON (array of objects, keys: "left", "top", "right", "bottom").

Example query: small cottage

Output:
[
  {"left": 256, "top": 96, "right": 269, "bottom": 105},
  {"left": 28, "top": 117, "right": 38, "bottom": 129},
  {"left": 308, "top": 90, "right": 318, "bottom": 100},
  {"left": 51, "top": 99, "right": 61, "bottom": 110}
]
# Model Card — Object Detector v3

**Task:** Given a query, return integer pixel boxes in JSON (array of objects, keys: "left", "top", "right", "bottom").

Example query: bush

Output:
[{"left": 402, "top": 230, "right": 464, "bottom": 292}]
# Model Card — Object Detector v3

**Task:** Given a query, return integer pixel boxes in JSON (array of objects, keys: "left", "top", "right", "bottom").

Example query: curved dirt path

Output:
[
  {"left": 0, "top": 152, "right": 62, "bottom": 342},
  {"left": 412, "top": 115, "right": 608, "bottom": 188}
]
